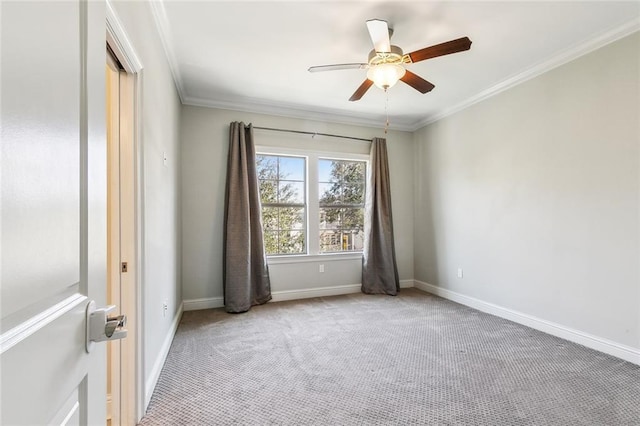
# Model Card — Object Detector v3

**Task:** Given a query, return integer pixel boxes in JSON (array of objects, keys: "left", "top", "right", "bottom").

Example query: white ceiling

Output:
[{"left": 150, "top": 1, "right": 640, "bottom": 131}]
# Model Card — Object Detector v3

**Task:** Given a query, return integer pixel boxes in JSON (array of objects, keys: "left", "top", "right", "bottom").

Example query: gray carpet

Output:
[{"left": 140, "top": 289, "right": 640, "bottom": 425}]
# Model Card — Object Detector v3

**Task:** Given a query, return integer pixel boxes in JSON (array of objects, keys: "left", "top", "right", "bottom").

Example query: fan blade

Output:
[
  {"left": 400, "top": 70, "right": 435, "bottom": 93},
  {"left": 308, "top": 63, "right": 368, "bottom": 72},
  {"left": 349, "top": 79, "right": 374, "bottom": 102},
  {"left": 408, "top": 37, "right": 472, "bottom": 63},
  {"left": 366, "top": 19, "right": 391, "bottom": 53}
]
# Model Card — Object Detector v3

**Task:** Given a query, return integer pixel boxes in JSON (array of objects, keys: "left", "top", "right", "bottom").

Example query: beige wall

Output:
[
  {"left": 110, "top": 0, "right": 182, "bottom": 389},
  {"left": 413, "top": 32, "right": 640, "bottom": 349},
  {"left": 180, "top": 106, "right": 414, "bottom": 302}
]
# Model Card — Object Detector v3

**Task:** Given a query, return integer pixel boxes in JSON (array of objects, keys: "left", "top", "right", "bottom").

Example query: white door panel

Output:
[
  {"left": 2, "top": 302, "right": 88, "bottom": 424},
  {"left": 1, "top": 0, "right": 108, "bottom": 424},
  {"left": 1, "top": 0, "right": 81, "bottom": 320}
]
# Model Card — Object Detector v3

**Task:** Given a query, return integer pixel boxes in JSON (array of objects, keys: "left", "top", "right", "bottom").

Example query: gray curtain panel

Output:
[
  {"left": 362, "top": 137, "right": 400, "bottom": 295},
  {"left": 223, "top": 122, "right": 272, "bottom": 313}
]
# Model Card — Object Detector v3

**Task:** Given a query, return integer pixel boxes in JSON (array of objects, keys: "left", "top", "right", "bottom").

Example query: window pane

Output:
[
  {"left": 256, "top": 155, "right": 278, "bottom": 180},
  {"left": 278, "top": 207, "right": 304, "bottom": 230},
  {"left": 259, "top": 154, "right": 365, "bottom": 255},
  {"left": 319, "top": 206, "right": 364, "bottom": 252},
  {"left": 319, "top": 230, "right": 341, "bottom": 253},
  {"left": 318, "top": 159, "right": 366, "bottom": 205},
  {"left": 278, "top": 156, "right": 305, "bottom": 181},
  {"left": 318, "top": 159, "right": 336, "bottom": 183},
  {"left": 319, "top": 207, "right": 341, "bottom": 230},
  {"left": 278, "top": 230, "right": 304, "bottom": 254},
  {"left": 319, "top": 182, "right": 339, "bottom": 204},
  {"left": 339, "top": 163, "right": 363, "bottom": 202},
  {"left": 257, "top": 154, "right": 307, "bottom": 256},
  {"left": 259, "top": 180, "right": 277, "bottom": 203},
  {"left": 279, "top": 181, "right": 304, "bottom": 204},
  {"left": 340, "top": 230, "right": 364, "bottom": 251},
  {"left": 343, "top": 183, "right": 364, "bottom": 204},
  {"left": 348, "top": 162, "right": 365, "bottom": 181},
  {"left": 342, "top": 208, "right": 363, "bottom": 230},
  {"left": 263, "top": 230, "right": 278, "bottom": 255},
  {"left": 262, "top": 207, "right": 278, "bottom": 230},
  {"left": 319, "top": 229, "right": 365, "bottom": 253}
]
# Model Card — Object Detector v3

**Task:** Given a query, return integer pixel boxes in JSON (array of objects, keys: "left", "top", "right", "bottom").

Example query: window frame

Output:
[
  {"left": 256, "top": 145, "right": 369, "bottom": 262},
  {"left": 256, "top": 152, "right": 308, "bottom": 256},
  {"left": 317, "top": 157, "right": 367, "bottom": 254}
]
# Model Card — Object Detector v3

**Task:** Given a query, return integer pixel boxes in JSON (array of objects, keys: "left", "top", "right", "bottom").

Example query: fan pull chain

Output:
[{"left": 384, "top": 89, "right": 389, "bottom": 134}]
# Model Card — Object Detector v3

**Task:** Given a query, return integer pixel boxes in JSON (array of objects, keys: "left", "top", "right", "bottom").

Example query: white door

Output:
[{"left": 1, "top": 1, "right": 108, "bottom": 424}]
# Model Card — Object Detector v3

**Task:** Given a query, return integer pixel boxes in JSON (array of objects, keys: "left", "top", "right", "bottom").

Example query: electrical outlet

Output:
[
  {"left": 319, "top": 264, "right": 325, "bottom": 273},
  {"left": 457, "top": 268, "right": 463, "bottom": 279},
  {"left": 162, "top": 301, "right": 168, "bottom": 317}
]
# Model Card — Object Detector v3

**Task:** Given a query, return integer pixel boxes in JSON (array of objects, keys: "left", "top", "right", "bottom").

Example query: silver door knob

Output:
[
  {"left": 105, "top": 314, "right": 127, "bottom": 337},
  {"left": 85, "top": 301, "right": 128, "bottom": 352}
]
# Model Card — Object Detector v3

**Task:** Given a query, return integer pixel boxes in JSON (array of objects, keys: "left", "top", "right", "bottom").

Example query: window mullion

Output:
[{"left": 307, "top": 153, "right": 320, "bottom": 255}]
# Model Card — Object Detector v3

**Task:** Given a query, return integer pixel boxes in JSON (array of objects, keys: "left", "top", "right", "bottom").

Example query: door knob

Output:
[
  {"left": 105, "top": 314, "right": 127, "bottom": 337},
  {"left": 86, "top": 301, "right": 128, "bottom": 352}
]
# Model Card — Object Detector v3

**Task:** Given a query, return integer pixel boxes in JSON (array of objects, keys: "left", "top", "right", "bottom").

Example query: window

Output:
[
  {"left": 318, "top": 159, "right": 366, "bottom": 253},
  {"left": 257, "top": 149, "right": 367, "bottom": 257},
  {"left": 256, "top": 154, "right": 306, "bottom": 255}
]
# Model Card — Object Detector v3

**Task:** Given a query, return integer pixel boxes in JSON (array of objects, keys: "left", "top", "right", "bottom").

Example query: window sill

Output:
[{"left": 267, "top": 252, "right": 363, "bottom": 265}]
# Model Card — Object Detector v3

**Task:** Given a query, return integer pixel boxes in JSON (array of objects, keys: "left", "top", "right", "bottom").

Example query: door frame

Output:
[{"left": 106, "top": 1, "right": 145, "bottom": 422}]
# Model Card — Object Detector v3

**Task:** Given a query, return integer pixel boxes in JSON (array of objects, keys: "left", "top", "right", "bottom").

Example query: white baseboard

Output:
[
  {"left": 399, "top": 279, "right": 413, "bottom": 289},
  {"left": 271, "top": 283, "right": 361, "bottom": 302},
  {"left": 414, "top": 280, "right": 640, "bottom": 366},
  {"left": 183, "top": 296, "right": 224, "bottom": 311},
  {"left": 184, "top": 279, "right": 415, "bottom": 310},
  {"left": 271, "top": 280, "right": 415, "bottom": 302},
  {"left": 144, "top": 302, "right": 184, "bottom": 409}
]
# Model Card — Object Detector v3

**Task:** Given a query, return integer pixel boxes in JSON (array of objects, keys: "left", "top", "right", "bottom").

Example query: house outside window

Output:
[{"left": 318, "top": 159, "right": 366, "bottom": 253}]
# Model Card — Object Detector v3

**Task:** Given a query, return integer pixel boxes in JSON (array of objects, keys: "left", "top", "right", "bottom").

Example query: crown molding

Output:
[
  {"left": 147, "top": 0, "right": 413, "bottom": 132},
  {"left": 148, "top": 0, "right": 186, "bottom": 103},
  {"left": 412, "top": 17, "right": 640, "bottom": 131},
  {"left": 182, "top": 95, "right": 416, "bottom": 132}
]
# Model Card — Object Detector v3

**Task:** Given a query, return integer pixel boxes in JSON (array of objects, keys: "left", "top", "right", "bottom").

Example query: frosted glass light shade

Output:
[{"left": 367, "top": 63, "right": 406, "bottom": 89}]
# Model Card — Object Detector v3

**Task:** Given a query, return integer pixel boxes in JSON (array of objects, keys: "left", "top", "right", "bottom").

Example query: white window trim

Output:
[
  {"left": 266, "top": 252, "right": 363, "bottom": 265},
  {"left": 256, "top": 145, "right": 369, "bottom": 259}
]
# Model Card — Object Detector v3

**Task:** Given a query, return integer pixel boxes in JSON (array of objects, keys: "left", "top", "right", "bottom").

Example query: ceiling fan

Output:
[{"left": 308, "top": 19, "right": 472, "bottom": 101}]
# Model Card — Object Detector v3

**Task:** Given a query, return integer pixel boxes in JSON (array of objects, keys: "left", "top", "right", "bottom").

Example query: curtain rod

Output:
[{"left": 252, "top": 126, "right": 372, "bottom": 142}]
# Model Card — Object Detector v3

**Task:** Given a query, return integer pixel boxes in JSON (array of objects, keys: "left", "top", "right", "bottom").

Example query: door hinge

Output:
[{"left": 121, "top": 262, "right": 128, "bottom": 273}]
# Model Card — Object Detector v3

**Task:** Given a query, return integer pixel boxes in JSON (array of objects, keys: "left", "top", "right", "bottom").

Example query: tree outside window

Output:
[
  {"left": 318, "top": 159, "right": 366, "bottom": 253},
  {"left": 256, "top": 154, "right": 306, "bottom": 255},
  {"left": 257, "top": 152, "right": 366, "bottom": 256}
]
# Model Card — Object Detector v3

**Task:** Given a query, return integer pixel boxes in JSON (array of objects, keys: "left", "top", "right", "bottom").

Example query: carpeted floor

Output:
[{"left": 140, "top": 289, "right": 640, "bottom": 425}]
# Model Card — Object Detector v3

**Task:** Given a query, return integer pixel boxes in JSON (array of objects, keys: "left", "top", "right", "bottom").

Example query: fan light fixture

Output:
[
  {"left": 366, "top": 63, "right": 406, "bottom": 90},
  {"left": 308, "top": 18, "right": 471, "bottom": 101}
]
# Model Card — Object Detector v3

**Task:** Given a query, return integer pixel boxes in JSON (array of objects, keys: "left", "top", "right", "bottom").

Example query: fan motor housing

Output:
[{"left": 368, "top": 45, "right": 405, "bottom": 65}]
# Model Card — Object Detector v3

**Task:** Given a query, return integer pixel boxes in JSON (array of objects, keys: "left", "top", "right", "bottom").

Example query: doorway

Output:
[{"left": 106, "top": 47, "right": 138, "bottom": 426}]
